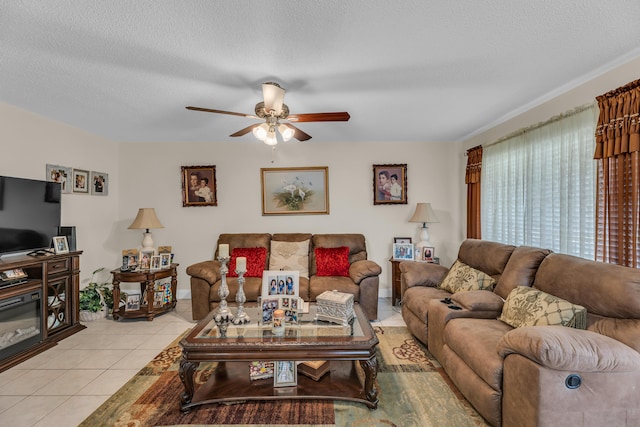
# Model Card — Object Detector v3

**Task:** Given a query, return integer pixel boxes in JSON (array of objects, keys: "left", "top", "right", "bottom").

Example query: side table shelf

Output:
[{"left": 110, "top": 263, "right": 179, "bottom": 321}]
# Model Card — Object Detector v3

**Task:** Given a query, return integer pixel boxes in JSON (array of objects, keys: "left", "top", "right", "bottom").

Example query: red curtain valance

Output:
[{"left": 594, "top": 78, "right": 640, "bottom": 159}]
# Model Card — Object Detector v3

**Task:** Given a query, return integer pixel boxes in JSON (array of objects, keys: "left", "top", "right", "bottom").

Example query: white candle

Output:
[
  {"left": 236, "top": 257, "right": 247, "bottom": 272},
  {"left": 219, "top": 244, "right": 229, "bottom": 258}
]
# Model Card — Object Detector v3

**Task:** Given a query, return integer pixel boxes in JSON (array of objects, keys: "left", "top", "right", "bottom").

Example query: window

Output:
[{"left": 482, "top": 104, "right": 598, "bottom": 259}]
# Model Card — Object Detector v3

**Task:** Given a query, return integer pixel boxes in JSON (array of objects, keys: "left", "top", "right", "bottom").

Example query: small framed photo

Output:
[
  {"left": 52, "top": 236, "right": 69, "bottom": 254},
  {"left": 122, "top": 249, "right": 139, "bottom": 269},
  {"left": 157, "top": 246, "right": 172, "bottom": 254},
  {"left": 422, "top": 246, "right": 435, "bottom": 261},
  {"left": 153, "top": 291, "right": 164, "bottom": 308},
  {"left": 373, "top": 164, "right": 407, "bottom": 205},
  {"left": 262, "top": 271, "right": 300, "bottom": 297},
  {"left": 125, "top": 293, "right": 141, "bottom": 311},
  {"left": 261, "top": 297, "right": 280, "bottom": 323},
  {"left": 274, "top": 361, "right": 297, "bottom": 387},
  {"left": 139, "top": 250, "right": 154, "bottom": 269},
  {"left": 160, "top": 253, "right": 171, "bottom": 268},
  {"left": 46, "top": 164, "right": 72, "bottom": 194},
  {"left": 394, "top": 237, "right": 412, "bottom": 244},
  {"left": 90, "top": 171, "right": 109, "bottom": 196},
  {"left": 150, "top": 255, "right": 161, "bottom": 270},
  {"left": 181, "top": 165, "right": 217, "bottom": 207},
  {"left": 393, "top": 243, "right": 414, "bottom": 260},
  {"left": 72, "top": 169, "right": 90, "bottom": 194}
]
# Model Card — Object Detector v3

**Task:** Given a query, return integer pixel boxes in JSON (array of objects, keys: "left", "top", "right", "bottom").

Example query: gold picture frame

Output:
[
  {"left": 373, "top": 164, "right": 407, "bottom": 205},
  {"left": 181, "top": 165, "right": 217, "bottom": 207},
  {"left": 261, "top": 166, "right": 329, "bottom": 215}
]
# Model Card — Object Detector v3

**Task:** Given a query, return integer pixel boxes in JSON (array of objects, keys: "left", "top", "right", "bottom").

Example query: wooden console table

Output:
[{"left": 110, "top": 263, "right": 178, "bottom": 321}]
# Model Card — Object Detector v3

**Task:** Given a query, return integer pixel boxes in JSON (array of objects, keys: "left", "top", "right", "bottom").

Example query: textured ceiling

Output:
[{"left": 2, "top": 1, "right": 640, "bottom": 143}]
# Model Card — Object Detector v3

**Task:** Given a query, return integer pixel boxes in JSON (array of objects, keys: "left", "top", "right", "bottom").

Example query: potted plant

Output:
[{"left": 79, "top": 268, "right": 126, "bottom": 321}]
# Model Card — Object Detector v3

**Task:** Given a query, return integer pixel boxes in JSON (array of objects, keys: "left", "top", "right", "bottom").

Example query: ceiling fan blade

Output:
[
  {"left": 229, "top": 123, "right": 260, "bottom": 137},
  {"left": 186, "top": 106, "right": 258, "bottom": 119},
  {"left": 262, "top": 82, "right": 285, "bottom": 115},
  {"left": 287, "top": 112, "right": 351, "bottom": 123},
  {"left": 286, "top": 124, "right": 312, "bottom": 141}
]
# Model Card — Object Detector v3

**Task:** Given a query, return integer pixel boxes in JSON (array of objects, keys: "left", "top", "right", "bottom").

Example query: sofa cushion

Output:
[
  {"left": 227, "top": 247, "right": 267, "bottom": 277},
  {"left": 451, "top": 290, "right": 504, "bottom": 312},
  {"left": 439, "top": 260, "right": 497, "bottom": 293},
  {"left": 499, "top": 286, "right": 587, "bottom": 329},
  {"left": 315, "top": 246, "right": 350, "bottom": 276},
  {"left": 269, "top": 239, "right": 310, "bottom": 278},
  {"left": 494, "top": 246, "right": 551, "bottom": 299}
]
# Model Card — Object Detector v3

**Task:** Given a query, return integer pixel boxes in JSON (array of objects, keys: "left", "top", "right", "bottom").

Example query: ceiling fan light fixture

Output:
[
  {"left": 264, "top": 129, "right": 278, "bottom": 146},
  {"left": 252, "top": 123, "right": 269, "bottom": 140},
  {"left": 278, "top": 124, "right": 295, "bottom": 142}
]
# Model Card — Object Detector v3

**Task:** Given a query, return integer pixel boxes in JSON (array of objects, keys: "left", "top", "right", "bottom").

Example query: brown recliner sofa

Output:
[
  {"left": 187, "top": 233, "right": 381, "bottom": 321},
  {"left": 401, "top": 239, "right": 640, "bottom": 426}
]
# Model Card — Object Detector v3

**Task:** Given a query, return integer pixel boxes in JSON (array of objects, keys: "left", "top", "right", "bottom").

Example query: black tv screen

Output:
[{"left": 0, "top": 176, "right": 62, "bottom": 256}]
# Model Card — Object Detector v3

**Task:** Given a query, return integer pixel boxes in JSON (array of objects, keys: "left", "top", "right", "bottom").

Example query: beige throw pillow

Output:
[
  {"left": 269, "top": 240, "right": 310, "bottom": 278},
  {"left": 439, "top": 260, "right": 496, "bottom": 293},
  {"left": 499, "top": 286, "right": 587, "bottom": 329}
]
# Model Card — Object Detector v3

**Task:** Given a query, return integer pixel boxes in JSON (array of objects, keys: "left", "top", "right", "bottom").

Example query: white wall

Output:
[
  {"left": 116, "top": 141, "right": 463, "bottom": 298},
  {"left": 0, "top": 103, "right": 120, "bottom": 286}
]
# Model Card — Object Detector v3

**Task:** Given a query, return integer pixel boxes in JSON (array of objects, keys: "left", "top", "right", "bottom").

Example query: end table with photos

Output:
[
  {"left": 110, "top": 263, "right": 178, "bottom": 321},
  {"left": 389, "top": 257, "right": 440, "bottom": 306}
]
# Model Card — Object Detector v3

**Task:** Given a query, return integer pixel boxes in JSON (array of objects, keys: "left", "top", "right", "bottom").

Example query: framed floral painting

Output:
[{"left": 260, "top": 167, "right": 329, "bottom": 215}]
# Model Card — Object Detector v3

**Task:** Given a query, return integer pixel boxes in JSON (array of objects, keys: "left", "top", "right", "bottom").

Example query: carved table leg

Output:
[
  {"left": 179, "top": 355, "right": 200, "bottom": 412},
  {"left": 360, "top": 354, "right": 379, "bottom": 409}
]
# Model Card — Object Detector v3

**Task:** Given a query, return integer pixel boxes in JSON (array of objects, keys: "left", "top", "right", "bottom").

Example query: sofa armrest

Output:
[
  {"left": 349, "top": 259, "right": 382, "bottom": 285},
  {"left": 497, "top": 326, "right": 640, "bottom": 372},
  {"left": 400, "top": 261, "right": 448, "bottom": 290},
  {"left": 186, "top": 260, "right": 221, "bottom": 285},
  {"left": 451, "top": 290, "right": 504, "bottom": 314}
]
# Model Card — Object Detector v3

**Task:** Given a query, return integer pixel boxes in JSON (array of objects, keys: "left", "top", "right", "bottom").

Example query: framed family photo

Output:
[
  {"left": 261, "top": 167, "right": 329, "bottom": 215},
  {"left": 393, "top": 243, "right": 414, "bottom": 260},
  {"left": 274, "top": 361, "right": 297, "bottom": 387},
  {"left": 46, "top": 164, "right": 72, "bottom": 194},
  {"left": 181, "top": 165, "right": 217, "bottom": 207},
  {"left": 394, "top": 237, "right": 412, "bottom": 244},
  {"left": 90, "top": 171, "right": 109, "bottom": 196},
  {"left": 52, "top": 236, "right": 69, "bottom": 254},
  {"left": 72, "top": 169, "right": 90, "bottom": 194},
  {"left": 373, "top": 164, "right": 407, "bottom": 205},
  {"left": 262, "top": 270, "right": 300, "bottom": 297}
]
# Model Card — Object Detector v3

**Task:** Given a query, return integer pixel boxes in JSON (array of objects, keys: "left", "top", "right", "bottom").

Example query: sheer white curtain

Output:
[{"left": 482, "top": 104, "right": 598, "bottom": 258}]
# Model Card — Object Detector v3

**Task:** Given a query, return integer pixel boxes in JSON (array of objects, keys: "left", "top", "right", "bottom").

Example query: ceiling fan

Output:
[{"left": 186, "top": 82, "right": 350, "bottom": 145}]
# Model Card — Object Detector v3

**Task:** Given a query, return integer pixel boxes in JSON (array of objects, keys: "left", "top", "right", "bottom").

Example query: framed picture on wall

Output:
[
  {"left": 72, "top": 169, "right": 90, "bottom": 194},
  {"left": 261, "top": 167, "right": 329, "bottom": 215},
  {"left": 90, "top": 171, "right": 109, "bottom": 196},
  {"left": 46, "top": 164, "right": 72, "bottom": 194},
  {"left": 181, "top": 165, "right": 217, "bottom": 207},
  {"left": 373, "top": 164, "right": 407, "bottom": 205}
]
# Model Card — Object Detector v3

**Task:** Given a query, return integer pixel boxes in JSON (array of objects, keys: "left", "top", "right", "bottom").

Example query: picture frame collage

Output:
[
  {"left": 260, "top": 270, "right": 301, "bottom": 323},
  {"left": 46, "top": 164, "right": 109, "bottom": 196},
  {"left": 392, "top": 237, "right": 436, "bottom": 261}
]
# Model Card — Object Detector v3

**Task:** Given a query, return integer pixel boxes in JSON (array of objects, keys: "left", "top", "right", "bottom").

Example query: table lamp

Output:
[
  {"left": 409, "top": 203, "right": 439, "bottom": 249},
  {"left": 128, "top": 208, "right": 164, "bottom": 251}
]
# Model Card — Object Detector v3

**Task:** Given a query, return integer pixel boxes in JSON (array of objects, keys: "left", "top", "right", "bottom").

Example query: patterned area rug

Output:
[{"left": 80, "top": 327, "right": 489, "bottom": 427}]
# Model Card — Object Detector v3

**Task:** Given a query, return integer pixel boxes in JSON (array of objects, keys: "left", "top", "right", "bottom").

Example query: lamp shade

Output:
[
  {"left": 409, "top": 203, "right": 439, "bottom": 224},
  {"left": 128, "top": 208, "right": 164, "bottom": 230}
]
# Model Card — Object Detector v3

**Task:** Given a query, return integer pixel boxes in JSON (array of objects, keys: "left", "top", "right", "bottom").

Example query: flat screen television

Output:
[{"left": 0, "top": 176, "right": 62, "bottom": 257}]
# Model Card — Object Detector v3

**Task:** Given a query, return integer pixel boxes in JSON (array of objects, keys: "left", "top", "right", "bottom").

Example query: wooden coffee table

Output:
[{"left": 179, "top": 303, "right": 379, "bottom": 411}]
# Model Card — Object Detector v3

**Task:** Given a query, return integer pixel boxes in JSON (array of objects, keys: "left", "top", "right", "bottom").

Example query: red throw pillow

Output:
[
  {"left": 315, "top": 246, "right": 350, "bottom": 277},
  {"left": 227, "top": 247, "right": 267, "bottom": 277}
]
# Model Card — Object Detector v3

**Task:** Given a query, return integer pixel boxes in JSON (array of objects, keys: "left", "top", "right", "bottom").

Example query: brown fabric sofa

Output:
[
  {"left": 401, "top": 239, "right": 640, "bottom": 426},
  {"left": 186, "top": 233, "right": 381, "bottom": 321}
]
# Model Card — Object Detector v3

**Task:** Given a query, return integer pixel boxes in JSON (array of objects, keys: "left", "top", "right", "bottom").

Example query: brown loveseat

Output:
[
  {"left": 187, "top": 233, "right": 381, "bottom": 321},
  {"left": 401, "top": 239, "right": 640, "bottom": 427}
]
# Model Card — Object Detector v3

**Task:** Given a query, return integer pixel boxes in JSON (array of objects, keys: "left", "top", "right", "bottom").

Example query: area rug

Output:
[{"left": 80, "top": 326, "right": 489, "bottom": 427}]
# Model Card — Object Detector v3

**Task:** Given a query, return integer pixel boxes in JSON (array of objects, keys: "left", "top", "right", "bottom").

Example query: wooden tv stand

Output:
[{"left": 0, "top": 251, "right": 85, "bottom": 372}]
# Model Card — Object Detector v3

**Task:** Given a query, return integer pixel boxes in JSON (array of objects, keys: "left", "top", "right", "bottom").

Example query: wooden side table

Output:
[
  {"left": 110, "top": 263, "right": 178, "bottom": 321},
  {"left": 389, "top": 258, "right": 440, "bottom": 306}
]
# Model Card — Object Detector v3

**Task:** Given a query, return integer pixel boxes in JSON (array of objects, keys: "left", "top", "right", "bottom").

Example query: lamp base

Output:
[{"left": 141, "top": 231, "right": 155, "bottom": 252}]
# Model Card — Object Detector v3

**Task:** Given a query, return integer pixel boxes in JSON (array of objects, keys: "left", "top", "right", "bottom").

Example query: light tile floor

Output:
[{"left": 0, "top": 298, "right": 403, "bottom": 427}]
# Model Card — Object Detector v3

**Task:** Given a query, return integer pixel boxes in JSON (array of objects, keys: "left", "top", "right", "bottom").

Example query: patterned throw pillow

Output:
[
  {"left": 315, "top": 246, "right": 350, "bottom": 277},
  {"left": 439, "top": 260, "right": 497, "bottom": 293},
  {"left": 227, "top": 247, "right": 267, "bottom": 277},
  {"left": 269, "top": 240, "right": 310, "bottom": 278},
  {"left": 499, "top": 286, "right": 587, "bottom": 329}
]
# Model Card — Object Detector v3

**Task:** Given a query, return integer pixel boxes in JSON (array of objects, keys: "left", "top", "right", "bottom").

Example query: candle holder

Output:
[
  {"left": 213, "top": 312, "right": 231, "bottom": 338},
  {"left": 233, "top": 270, "right": 250, "bottom": 325},
  {"left": 216, "top": 256, "right": 232, "bottom": 319}
]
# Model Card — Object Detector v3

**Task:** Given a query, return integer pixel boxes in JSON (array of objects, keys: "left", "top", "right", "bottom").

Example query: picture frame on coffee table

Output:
[
  {"left": 262, "top": 270, "right": 300, "bottom": 297},
  {"left": 261, "top": 166, "right": 329, "bottom": 215},
  {"left": 274, "top": 360, "right": 297, "bottom": 387},
  {"left": 373, "top": 164, "right": 407, "bottom": 205}
]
